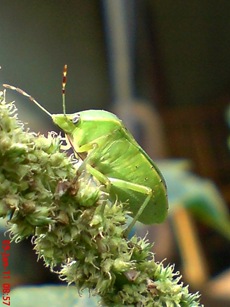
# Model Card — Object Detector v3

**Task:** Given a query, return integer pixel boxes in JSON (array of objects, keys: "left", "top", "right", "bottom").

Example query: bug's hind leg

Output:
[
  {"left": 125, "top": 193, "right": 152, "bottom": 236},
  {"left": 109, "top": 178, "right": 153, "bottom": 236}
]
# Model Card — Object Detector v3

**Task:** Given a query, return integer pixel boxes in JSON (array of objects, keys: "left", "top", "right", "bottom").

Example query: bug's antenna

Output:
[
  {"left": 62, "top": 64, "right": 67, "bottom": 116},
  {"left": 2, "top": 84, "right": 52, "bottom": 117}
]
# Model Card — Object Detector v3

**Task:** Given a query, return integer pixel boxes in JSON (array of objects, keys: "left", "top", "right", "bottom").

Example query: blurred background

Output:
[{"left": 1, "top": 1, "right": 230, "bottom": 305}]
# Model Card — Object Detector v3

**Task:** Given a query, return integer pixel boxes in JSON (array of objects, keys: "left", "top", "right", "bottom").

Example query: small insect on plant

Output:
[{"left": 3, "top": 65, "right": 168, "bottom": 233}]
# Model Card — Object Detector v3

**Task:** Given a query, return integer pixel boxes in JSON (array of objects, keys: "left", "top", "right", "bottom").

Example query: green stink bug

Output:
[{"left": 3, "top": 65, "right": 168, "bottom": 229}]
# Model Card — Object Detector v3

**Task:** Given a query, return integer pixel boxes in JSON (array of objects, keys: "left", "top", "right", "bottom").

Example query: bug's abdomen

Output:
[{"left": 91, "top": 133, "right": 168, "bottom": 224}]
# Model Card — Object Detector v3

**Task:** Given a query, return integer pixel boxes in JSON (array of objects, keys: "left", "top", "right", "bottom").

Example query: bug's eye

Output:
[{"left": 72, "top": 114, "right": 80, "bottom": 124}]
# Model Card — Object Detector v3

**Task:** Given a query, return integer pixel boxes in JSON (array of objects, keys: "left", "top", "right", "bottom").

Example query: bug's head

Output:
[{"left": 52, "top": 113, "right": 80, "bottom": 134}]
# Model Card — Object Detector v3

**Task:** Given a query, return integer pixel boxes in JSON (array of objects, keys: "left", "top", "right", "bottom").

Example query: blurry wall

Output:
[
  {"left": 2, "top": 1, "right": 230, "bottom": 111},
  {"left": 148, "top": 0, "right": 230, "bottom": 106},
  {"left": 0, "top": 1, "right": 109, "bottom": 131}
]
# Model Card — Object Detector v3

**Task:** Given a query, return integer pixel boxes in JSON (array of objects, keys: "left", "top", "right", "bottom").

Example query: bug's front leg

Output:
[
  {"left": 73, "top": 142, "right": 112, "bottom": 190},
  {"left": 66, "top": 133, "right": 112, "bottom": 189}
]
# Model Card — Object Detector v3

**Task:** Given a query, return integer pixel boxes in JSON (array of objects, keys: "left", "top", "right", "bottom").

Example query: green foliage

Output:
[
  {"left": 159, "top": 161, "right": 230, "bottom": 240},
  {"left": 0, "top": 90, "right": 202, "bottom": 306}
]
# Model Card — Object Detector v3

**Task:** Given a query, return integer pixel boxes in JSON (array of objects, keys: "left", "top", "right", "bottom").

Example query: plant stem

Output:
[{"left": 0, "top": 90, "right": 202, "bottom": 306}]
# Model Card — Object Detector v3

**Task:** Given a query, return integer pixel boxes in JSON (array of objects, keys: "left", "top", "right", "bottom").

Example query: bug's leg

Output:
[
  {"left": 125, "top": 194, "right": 152, "bottom": 236},
  {"left": 109, "top": 178, "right": 152, "bottom": 235},
  {"left": 74, "top": 142, "right": 111, "bottom": 187},
  {"left": 72, "top": 142, "right": 113, "bottom": 223},
  {"left": 76, "top": 143, "right": 98, "bottom": 174},
  {"left": 80, "top": 164, "right": 112, "bottom": 228},
  {"left": 86, "top": 165, "right": 111, "bottom": 189},
  {"left": 64, "top": 134, "right": 85, "bottom": 160},
  {"left": 66, "top": 134, "right": 112, "bottom": 191}
]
